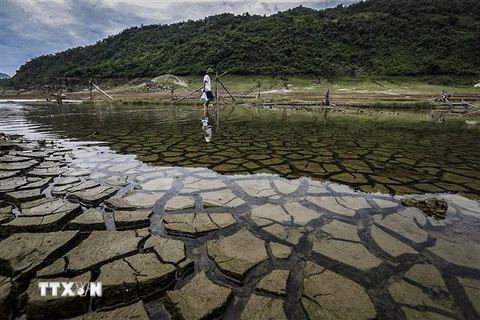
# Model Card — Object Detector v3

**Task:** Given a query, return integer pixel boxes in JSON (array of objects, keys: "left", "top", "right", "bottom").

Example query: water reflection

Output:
[
  {"left": 1, "top": 103, "right": 479, "bottom": 199},
  {"left": 201, "top": 106, "right": 213, "bottom": 143}
]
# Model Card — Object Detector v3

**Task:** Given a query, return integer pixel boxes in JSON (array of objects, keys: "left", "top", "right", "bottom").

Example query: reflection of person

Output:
[
  {"left": 203, "top": 68, "right": 215, "bottom": 109},
  {"left": 201, "top": 106, "right": 213, "bottom": 142}
]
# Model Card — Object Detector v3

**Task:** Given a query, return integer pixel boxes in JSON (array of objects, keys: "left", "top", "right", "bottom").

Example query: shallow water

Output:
[
  {"left": 1, "top": 103, "right": 479, "bottom": 199},
  {"left": 1, "top": 102, "right": 480, "bottom": 319}
]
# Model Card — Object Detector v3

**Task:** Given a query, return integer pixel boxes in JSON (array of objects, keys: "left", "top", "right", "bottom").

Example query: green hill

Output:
[{"left": 7, "top": 0, "right": 480, "bottom": 86}]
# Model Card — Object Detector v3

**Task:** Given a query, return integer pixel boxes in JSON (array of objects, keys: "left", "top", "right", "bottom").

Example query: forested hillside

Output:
[{"left": 8, "top": 0, "right": 480, "bottom": 85}]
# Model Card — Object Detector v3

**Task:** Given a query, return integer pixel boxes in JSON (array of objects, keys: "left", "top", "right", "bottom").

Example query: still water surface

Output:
[{"left": 1, "top": 103, "right": 479, "bottom": 198}]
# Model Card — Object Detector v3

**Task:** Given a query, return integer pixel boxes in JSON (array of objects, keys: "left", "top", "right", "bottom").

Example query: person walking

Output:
[{"left": 203, "top": 68, "right": 215, "bottom": 109}]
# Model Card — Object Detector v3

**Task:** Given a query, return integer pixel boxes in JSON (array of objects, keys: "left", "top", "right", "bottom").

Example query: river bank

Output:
[{"left": 2, "top": 74, "right": 479, "bottom": 110}]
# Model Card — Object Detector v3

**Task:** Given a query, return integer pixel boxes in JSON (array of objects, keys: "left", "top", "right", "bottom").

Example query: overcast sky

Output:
[{"left": 0, "top": 0, "right": 358, "bottom": 77}]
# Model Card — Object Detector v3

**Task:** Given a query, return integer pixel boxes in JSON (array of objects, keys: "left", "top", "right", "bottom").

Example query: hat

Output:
[{"left": 206, "top": 68, "right": 214, "bottom": 73}]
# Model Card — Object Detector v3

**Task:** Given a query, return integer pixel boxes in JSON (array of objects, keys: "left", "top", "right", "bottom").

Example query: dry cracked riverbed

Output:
[{"left": 0, "top": 135, "right": 479, "bottom": 320}]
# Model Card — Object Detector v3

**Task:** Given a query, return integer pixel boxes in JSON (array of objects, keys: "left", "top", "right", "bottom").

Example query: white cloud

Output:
[{"left": 0, "top": 0, "right": 359, "bottom": 76}]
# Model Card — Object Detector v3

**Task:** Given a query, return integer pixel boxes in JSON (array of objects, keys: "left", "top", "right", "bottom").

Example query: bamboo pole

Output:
[
  {"left": 176, "top": 86, "right": 203, "bottom": 102},
  {"left": 217, "top": 79, "right": 236, "bottom": 101},
  {"left": 92, "top": 82, "right": 114, "bottom": 100},
  {"left": 215, "top": 71, "right": 219, "bottom": 101}
]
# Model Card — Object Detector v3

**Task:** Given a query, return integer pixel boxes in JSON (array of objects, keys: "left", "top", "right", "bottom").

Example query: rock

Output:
[
  {"left": 235, "top": 179, "right": 277, "bottom": 198},
  {"left": 302, "top": 261, "right": 376, "bottom": 319},
  {"left": 201, "top": 189, "right": 245, "bottom": 208},
  {"left": 68, "top": 208, "right": 106, "bottom": 230},
  {"left": 144, "top": 236, "right": 186, "bottom": 264},
  {"left": 103, "top": 175, "right": 129, "bottom": 187},
  {"left": 0, "top": 170, "right": 18, "bottom": 179},
  {"left": 2, "top": 199, "right": 82, "bottom": 232},
  {"left": 330, "top": 172, "right": 368, "bottom": 184},
  {"left": 262, "top": 224, "right": 303, "bottom": 245},
  {"left": 36, "top": 258, "right": 67, "bottom": 277},
  {"left": 28, "top": 167, "right": 67, "bottom": 177},
  {"left": 66, "top": 180, "right": 100, "bottom": 192},
  {"left": 307, "top": 195, "right": 371, "bottom": 217},
  {"left": 55, "top": 176, "right": 81, "bottom": 186},
  {"left": 17, "top": 151, "right": 52, "bottom": 159},
  {"left": 273, "top": 179, "right": 300, "bottom": 194},
  {"left": 26, "top": 272, "right": 91, "bottom": 319},
  {"left": 21, "top": 199, "right": 80, "bottom": 216},
  {"left": 18, "top": 177, "right": 52, "bottom": 190},
  {"left": 64, "top": 231, "right": 142, "bottom": 272},
  {"left": 0, "top": 159, "right": 38, "bottom": 171},
  {"left": 20, "top": 197, "right": 52, "bottom": 210},
  {"left": 67, "top": 185, "right": 119, "bottom": 206},
  {"left": 0, "top": 205, "right": 14, "bottom": 224},
  {"left": 400, "top": 306, "right": 454, "bottom": 320},
  {"left": 401, "top": 197, "right": 448, "bottom": 219},
  {"left": 114, "top": 210, "right": 151, "bottom": 229},
  {"left": 207, "top": 228, "right": 268, "bottom": 279},
  {"left": 256, "top": 269, "right": 289, "bottom": 295},
  {"left": 108, "top": 163, "right": 139, "bottom": 172},
  {"left": 163, "top": 212, "right": 237, "bottom": 235},
  {"left": 0, "top": 231, "right": 78, "bottom": 276},
  {"left": 388, "top": 279, "right": 456, "bottom": 314},
  {"left": 4, "top": 188, "right": 45, "bottom": 206},
  {"left": 307, "top": 180, "right": 329, "bottom": 193},
  {"left": 373, "top": 198, "right": 399, "bottom": 209},
  {"left": 240, "top": 294, "right": 286, "bottom": 320},
  {"left": 0, "top": 155, "right": 31, "bottom": 163},
  {"left": 180, "top": 177, "right": 226, "bottom": 193},
  {"left": 166, "top": 271, "right": 231, "bottom": 320},
  {"left": 269, "top": 242, "right": 292, "bottom": 259},
  {"left": 370, "top": 225, "right": 417, "bottom": 258},
  {"left": 284, "top": 202, "right": 321, "bottom": 226},
  {"left": 0, "top": 276, "right": 13, "bottom": 319},
  {"left": 73, "top": 300, "right": 149, "bottom": 319},
  {"left": 320, "top": 219, "right": 361, "bottom": 242},
  {"left": 0, "top": 176, "right": 29, "bottom": 192},
  {"left": 404, "top": 264, "right": 449, "bottom": 295},
  {"left": 373, "top": 209, "right": 429, "bottom": 246},
  {"left": 3, "top": 211, "right": 79, "bottom": 233},
  {"left": 165, "top": 196, "right": 195, "bottom": 211},
  {"left": 97, "top": 253, "right": 176, "bottom": 307},
  {"left": 250, "top": 204, "right": 291, "bottom": 227},
  {"left": 457, "top": 277, "right": 480, "bottom": 315},
  {"left": 311, "top": 239, "right": 383, "bottom": 272},
  {"left": 426, "top": 238, "right": 480, "bottom": 270},
  {"left": 62, "top": 169, "right": 92, "bottom": 177},
  {"left": 105, "top": 192, "right": 164, "bottom": 210},
  {"left": 138, "top": 177, "right": 175, "bottom": 191}
]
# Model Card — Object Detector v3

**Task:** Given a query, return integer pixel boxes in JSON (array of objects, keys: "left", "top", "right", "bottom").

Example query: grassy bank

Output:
[
  {"left": 178, "top": 75, "right": 480, "bottom": 93},
  {"left": 1, "top": 75, "right": 478, "bottom": 109}
]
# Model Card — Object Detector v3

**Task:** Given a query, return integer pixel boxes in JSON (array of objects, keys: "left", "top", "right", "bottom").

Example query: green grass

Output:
[{"left": 177, "top": 75, "right": 480, "bottom": 93}]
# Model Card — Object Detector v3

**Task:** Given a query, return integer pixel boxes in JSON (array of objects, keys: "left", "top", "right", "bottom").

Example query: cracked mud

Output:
[{"left": 0, "top": 133, "right": 479, "bottom": 320}]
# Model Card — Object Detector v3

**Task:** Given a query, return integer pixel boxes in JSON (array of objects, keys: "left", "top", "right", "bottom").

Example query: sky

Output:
[{"left": 0, "top": 0, "right": 359, "bottom": 77}]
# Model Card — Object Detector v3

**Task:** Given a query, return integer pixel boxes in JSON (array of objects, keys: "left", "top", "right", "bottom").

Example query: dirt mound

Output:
[{"left": 151, "top": 74, "right": 189, "bottom": 88}]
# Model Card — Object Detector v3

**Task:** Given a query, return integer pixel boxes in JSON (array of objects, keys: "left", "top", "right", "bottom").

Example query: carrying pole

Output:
[{"left": 176, "top": 86, "right": 203, "bottom": 102}]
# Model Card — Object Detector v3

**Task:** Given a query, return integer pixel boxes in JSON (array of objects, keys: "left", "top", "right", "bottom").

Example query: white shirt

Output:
[{"left": 203, "top": 74, "right": 211, "bottom": 91}]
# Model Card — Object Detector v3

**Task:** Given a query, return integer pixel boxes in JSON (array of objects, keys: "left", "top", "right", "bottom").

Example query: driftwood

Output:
[
  {"left": 239, "top": 82, "right": 262, "bottom": 98},
  {"left": 428, "top": 91, "right": 479, "bottom": 123},
  {"left": 429, "top": 91, "right": 478, "bottom": 109}
]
